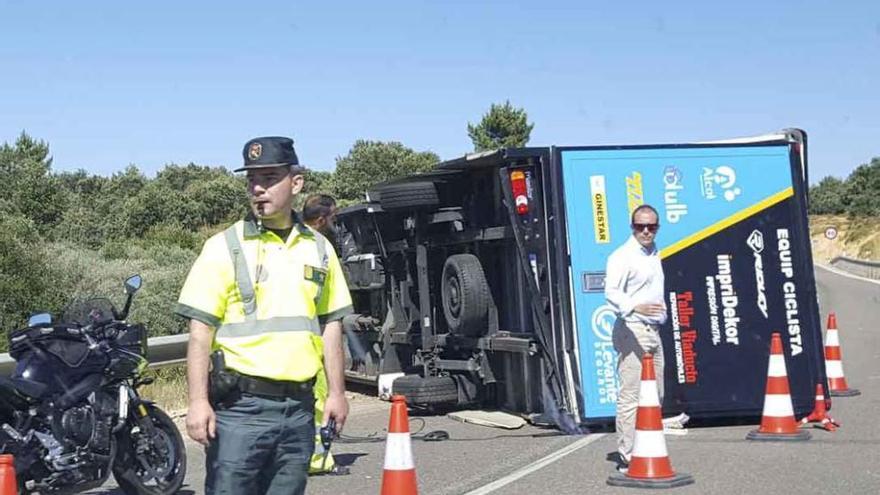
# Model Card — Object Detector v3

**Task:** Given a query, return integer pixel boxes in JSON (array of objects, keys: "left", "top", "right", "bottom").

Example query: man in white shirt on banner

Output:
[{"left": 605, "top": 204, "right": 667, "bottom": 474}]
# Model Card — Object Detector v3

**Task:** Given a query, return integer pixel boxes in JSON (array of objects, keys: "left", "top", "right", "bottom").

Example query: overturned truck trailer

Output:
[{"left": 337, "top": 129, "right": 825, "bottom": 428}]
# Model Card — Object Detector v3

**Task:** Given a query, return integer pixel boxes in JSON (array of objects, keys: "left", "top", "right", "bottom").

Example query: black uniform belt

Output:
[{"left": 232, "top": 372, "right": 314, "bottom": 399}]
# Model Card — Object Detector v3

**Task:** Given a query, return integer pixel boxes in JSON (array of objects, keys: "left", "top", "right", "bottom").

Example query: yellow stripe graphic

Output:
[{"left": 660, "top": 187, "right": 794, "bottom": 259}]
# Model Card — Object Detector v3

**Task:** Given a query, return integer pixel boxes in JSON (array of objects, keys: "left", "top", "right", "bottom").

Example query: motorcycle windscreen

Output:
[{"left": 559, "top": 144, "right": 823, "bottom": 421}]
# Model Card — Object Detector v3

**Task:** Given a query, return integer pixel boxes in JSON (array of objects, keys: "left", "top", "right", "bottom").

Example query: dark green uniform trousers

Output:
[{"left": 206, "top": 393, "right": 315, "bottom": 495}]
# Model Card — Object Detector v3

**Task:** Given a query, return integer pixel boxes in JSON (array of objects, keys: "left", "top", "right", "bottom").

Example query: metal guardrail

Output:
[
  {"left": 829, "top": 256, "right": 880, "bottom": 280},
  {"left": 0, "top": 334, "right": 189, "bottom": 376}
]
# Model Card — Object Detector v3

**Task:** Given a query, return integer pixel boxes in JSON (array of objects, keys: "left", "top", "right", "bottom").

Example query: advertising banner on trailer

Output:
[{"left": 557, "top": 139, "right": 824, "bottom": 422}]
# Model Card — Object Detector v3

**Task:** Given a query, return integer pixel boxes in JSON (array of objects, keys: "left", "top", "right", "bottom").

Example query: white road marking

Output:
[
  {"left": 815, "top": 263, "right": 880, "bottom": 286},
  {"left": 462, "top": 433, "right": 607, "bottom": 495}
]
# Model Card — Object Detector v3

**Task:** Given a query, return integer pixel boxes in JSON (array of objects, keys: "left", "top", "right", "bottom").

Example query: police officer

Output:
[
  {"left": 301, "top": 193, "right": 345, "bottom": 475},
  {"left": 177, "top": 136, "right": 353, "bottom": 495}
]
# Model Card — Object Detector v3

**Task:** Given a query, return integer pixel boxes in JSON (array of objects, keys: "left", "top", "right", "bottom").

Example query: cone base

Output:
[
  {"left": 746, "top": 429, "right": 811, "bottom": 441},
  {"left": 809, "top": 420, "right": 838, "bottom": 432},
  {"left": 829, "top": 388, "right": 860, "bottom": 397},
  {"left": 802, "top": 409, "right": 828, "bottom": 423},
  {"left": 381, "top": 469, "right": 418, "bottom": 495},
  {"left": 607, "top": 471, "right": 695, "bottom": 489}
]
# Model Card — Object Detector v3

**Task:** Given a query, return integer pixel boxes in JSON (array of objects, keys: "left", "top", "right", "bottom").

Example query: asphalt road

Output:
[{"left": 91, "top": 265, "right": 880, "bottom": 494}]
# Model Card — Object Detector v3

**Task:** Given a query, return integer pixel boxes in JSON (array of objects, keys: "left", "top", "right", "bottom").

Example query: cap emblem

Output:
[{"left": 247, "top": 142, "right": 262, "bottom": 160}]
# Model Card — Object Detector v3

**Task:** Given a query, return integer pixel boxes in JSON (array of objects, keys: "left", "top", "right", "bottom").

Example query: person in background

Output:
[
  {"left": 300, "top": 192, "right": 347, "bottom": 475},
  {"left": 302, "top": 194, "right": 339, "bottom": 243},
  {"left": 604, "top": 204, "right": 667, "bottom": 474}
]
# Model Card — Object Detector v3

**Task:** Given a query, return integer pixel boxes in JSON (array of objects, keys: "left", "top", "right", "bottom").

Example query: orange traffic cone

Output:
[
  {"left": 747, "top": 332, "right": 811, "bottom": 441},
  {"left": 824, "top": 313, "right": 860, "bottom": 397},
  {"left": 0, "top": 454, "right": 17, "bottom": 495},
  {"left": 381, "top": 395, "right": 418, "bottom": 495},
  {"left": 607, "top": 353, "right": 694, "bottom": 489},
  {"left": 799, "top": 384, "right": 839, "bottom": 432}
]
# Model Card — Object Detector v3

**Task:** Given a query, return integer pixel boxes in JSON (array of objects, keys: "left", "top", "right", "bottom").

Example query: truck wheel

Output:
[
  {"left": 392, "top": 375, "right": 458, "bottom": 405},
  {"left": 442, "top": 254, "right": 489, "bottom": 336},
  {"left": 374, "top": 182, "right": 440, "bottom": 210}
]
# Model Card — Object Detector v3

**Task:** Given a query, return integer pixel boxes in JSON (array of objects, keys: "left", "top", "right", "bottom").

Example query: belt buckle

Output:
[
  {"left": 292, "top": 379, "right": 312, "bottom": 395},
  {"left": 285, "top": 382, "right": 300, "bottom": 397}
]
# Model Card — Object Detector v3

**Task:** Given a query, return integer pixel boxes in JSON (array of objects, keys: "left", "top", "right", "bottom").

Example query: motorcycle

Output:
[{"left": 0, "top": 275, "right": 186, "bottom": 494}]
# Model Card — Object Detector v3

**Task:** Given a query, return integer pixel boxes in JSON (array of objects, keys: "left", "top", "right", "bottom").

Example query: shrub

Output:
[
  {"left": 0, "top": 215, "right": 66, "bottom": 350},
  {"left": 46, "top": 242, "right": 196, "bottom": 338}
]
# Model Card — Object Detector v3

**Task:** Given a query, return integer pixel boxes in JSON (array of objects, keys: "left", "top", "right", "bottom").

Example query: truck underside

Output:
[{"left": 337, "top": 148, "right": 574, "bottom": 425}]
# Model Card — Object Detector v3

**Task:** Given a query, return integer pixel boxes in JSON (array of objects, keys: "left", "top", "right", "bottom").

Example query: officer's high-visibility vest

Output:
[
  {"left": 219, "top": 221, "right": 328, "bottom": 381},
  {"left": 177, "top": 218, "right": 351, "bottom": 382}
]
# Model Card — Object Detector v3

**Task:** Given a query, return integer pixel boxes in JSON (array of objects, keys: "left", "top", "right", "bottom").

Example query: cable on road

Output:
[{"left": 336, "top": 418, "right": 570, "bottom": 444}]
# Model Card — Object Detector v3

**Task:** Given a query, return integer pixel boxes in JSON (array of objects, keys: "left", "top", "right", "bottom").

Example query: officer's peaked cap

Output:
[{"left": 236, "top": 136, "right": 306, "bottom": 173}]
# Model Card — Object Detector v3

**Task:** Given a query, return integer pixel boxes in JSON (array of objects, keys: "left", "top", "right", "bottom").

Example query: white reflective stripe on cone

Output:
[
  {"left": 815, "top": 395, "right": 824, "bottom": 400},
  {"left": 825, "top": 330, "right": 840, "bottom": 347},
  {"left": 383, "top": 432, "right": 415, "bottom": 470},
  {"left": 631, "top": 430, "right": 668, "bottom": 458},
  {"left": 768, "top": 354, "right": 787, "bottom": 377},
  {"left": 763, "top": 394, "right": 795, "bottom": 417},
  {"left": 638, "top": 380, "right": 660, "bottom": 407},
  {"left": 825, "top": 360, "right": 844, "bottom": 378}
]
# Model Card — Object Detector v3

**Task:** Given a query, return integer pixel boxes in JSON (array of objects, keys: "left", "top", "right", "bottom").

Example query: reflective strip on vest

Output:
[
  {"left": 216, "top": 315, "right": 321, "bottom": 338},
  {"left": 224, "top": 225, "right": 257, "bottom": 320},
  {"left": 314, "top": 234, "right": 329, "bottom": 305}
]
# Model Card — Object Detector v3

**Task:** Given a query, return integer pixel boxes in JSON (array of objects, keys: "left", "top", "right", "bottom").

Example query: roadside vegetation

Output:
[
  {"left": 809, "top": 215, "right": 880, "bottom": 262},
  {"left": 808, "top": 156, "right": 880, "bottom": 261},
  {"left": 137, "top": 365, "right": 189, "bottom": 414},
  {"left": 0, "top": 102, "right": 533, "bottom": 352}
]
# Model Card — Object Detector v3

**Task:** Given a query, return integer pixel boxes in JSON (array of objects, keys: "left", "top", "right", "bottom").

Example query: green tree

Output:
[
  {"left": 809, "top": 176, "right": 847, "bottom": 215},
  {"left": 186, "top": 175, "right": 247, "bottom": 227},
  {"left": 54, "top": 169, "right": 110, "bottom": 247},
  {"left": 0, "top": 132, "right": 66, "bottom": 232},
  {"left": 55, "top": 203, "right": 107, "bottom": 248},
  {"left": 153, "top": 164, "right": 245, "bottom": 227},
  {"left": 57, "top": 169, "right": 108, "bottom": 198},
  {"left": 467, "top": 101, "right": 534, "bottom": 152},
  {"left": 303, "top": 169, "right": 334, "bottom": 195},
  {"left": 88, "top": 165, "right": 149, "bottom": 239},
  {"left": 105, "top": 165, "right": 148, "bottom": 198},
  {"left": 294, "top": 169, "right": 335, "bottom": 210},
  {"left": 843, "top": 157, "right": 880, "bottom": 216},
  {"left": 0, "top": 214, "right": 65, "bottom": 344},
  {"left": 332, "top": 141, "right": 438, "bottom": 203},
  {"left": 117, "top": 164, "right": 245, "bottom": 238},
  {"left": 154, "top": 163, "right": 234, "bottom": 191},
  {"left": 121, "top": 182, "right": 191, "bottom": 237}
]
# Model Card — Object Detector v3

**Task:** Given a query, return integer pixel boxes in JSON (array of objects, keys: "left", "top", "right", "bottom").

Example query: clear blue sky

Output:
[{"left": 1, "top": 0, "right": 878, "bottom": 183}]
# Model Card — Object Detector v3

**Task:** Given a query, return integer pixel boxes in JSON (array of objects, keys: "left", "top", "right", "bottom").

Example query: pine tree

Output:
[{"left": 467, "top": 101, "right": 534, "bottom": 152}]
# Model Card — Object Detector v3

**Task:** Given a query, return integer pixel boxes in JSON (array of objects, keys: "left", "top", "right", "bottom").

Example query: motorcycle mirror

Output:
[
  {"left": 28, "top": 312, "right": 52, "bottom": 327},
  {"left": 120, "top": 275, "right": 142, "bottom": 320},
  {"left": 124, "top": 275, "right": 143, "bottom": 294}
]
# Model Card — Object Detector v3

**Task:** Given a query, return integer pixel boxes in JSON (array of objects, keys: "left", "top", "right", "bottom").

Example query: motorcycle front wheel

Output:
[{"left": 112, "top": 403, "right": 187, "bottom": 495}]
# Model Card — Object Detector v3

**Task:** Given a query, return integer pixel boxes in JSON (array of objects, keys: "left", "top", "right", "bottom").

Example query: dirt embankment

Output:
[{"left": 809, "top": 215, "right": 880, "bottom": 263}]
